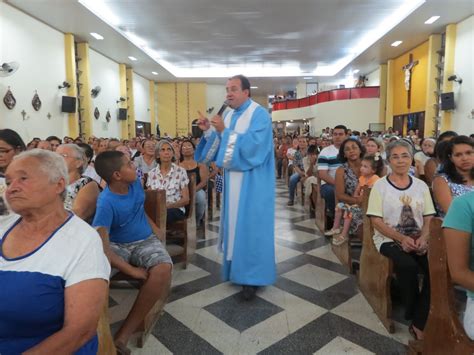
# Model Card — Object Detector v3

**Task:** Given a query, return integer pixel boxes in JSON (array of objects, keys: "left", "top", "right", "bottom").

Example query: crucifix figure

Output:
[{"left": 402, "top": 53, "right": 419, "bottom": 109}]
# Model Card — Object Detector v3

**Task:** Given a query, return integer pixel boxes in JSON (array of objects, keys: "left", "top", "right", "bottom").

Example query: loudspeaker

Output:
[
  {"left": 440, "top": 92, "right": 455, "bottom": 111},
  {"left": 61, "top": 96, "right": 76, "bottom": 113},
  {"left": 118, "top": 108, "right": 128, "bottom": 120}
]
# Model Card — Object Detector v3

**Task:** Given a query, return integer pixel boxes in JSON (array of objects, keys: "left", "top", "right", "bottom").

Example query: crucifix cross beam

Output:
[{"left": 403, "top": 53, "right": 419, "bottom": 109}]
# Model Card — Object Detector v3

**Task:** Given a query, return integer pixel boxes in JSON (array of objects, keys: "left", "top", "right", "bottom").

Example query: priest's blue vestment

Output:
[{"left": 195, "top": 99, "right": 276, "bottom": 286}]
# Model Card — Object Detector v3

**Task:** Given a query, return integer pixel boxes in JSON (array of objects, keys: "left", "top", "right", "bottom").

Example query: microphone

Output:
[{"left": 217, "top": 101, "right": 228, "bottom": 116}]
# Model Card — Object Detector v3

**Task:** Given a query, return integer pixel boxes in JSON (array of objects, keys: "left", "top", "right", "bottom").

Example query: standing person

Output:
[
  {"left": 195, "top": 74, "right": 275, "bottom": 300},
  {"left": 317, "top": 125, "right": 347, "bottom": 224}
]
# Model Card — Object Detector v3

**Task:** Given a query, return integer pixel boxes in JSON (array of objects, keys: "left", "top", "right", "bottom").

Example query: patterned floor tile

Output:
[
  {"left": 107, "top": 178, "right": 412, "bottom": 354},
  {"left": 281, "top": 264, "right": 348, "bottom": 291}
]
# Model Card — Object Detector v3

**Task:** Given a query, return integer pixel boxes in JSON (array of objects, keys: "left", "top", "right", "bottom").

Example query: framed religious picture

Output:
[
  {"left": 3, "top": 87, "right": 16, "bottom": 110},
  {"left": 105, "top": 110, "right": 111, "bottom": 122},
  {"left": 32, "top": 91, "right": 42, "bottom": 111},
  {"left": 94, "top": 107, "right": 100, "bottom": 119}
]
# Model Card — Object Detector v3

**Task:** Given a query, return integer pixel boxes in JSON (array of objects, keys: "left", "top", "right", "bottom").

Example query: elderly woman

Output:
[
  {"left": 0, "top": 149, "right": 110, "bottom": 353},
  {"left": 424, "top": 130, "right": 458, "bottom": 186},
  {"left": 56, "top": 144, "right": 100, "bottom": 223},
  {"left": 0, "top": 129, "right": 26, "bottom": 216},
  {"left": 134, "top": 139, "right": 157, "bottom": 174},
  {"left": 367, "top": 140, "right": 435, "bottom": 340},
  {"left": 146, "top": 140, "right": 189, "bottom": 223},
  {"left": 414, "top": 138, "right": 435, "bottom": 179},
  {"left": 180, "top": 139, "right": 208, "bottom": 225},
  {"left": 432, "top": 135, "right": 474, "bottom": 218}
]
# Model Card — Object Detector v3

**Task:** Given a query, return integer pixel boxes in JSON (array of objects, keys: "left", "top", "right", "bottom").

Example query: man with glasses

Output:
[{"left": 196, "top": 74, "right": 275, "bottom": 300}]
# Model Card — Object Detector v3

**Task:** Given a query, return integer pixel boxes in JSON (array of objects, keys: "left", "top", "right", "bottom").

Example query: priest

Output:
[{"left": 195, "top": 74, "right": 276, "bottom": 300}]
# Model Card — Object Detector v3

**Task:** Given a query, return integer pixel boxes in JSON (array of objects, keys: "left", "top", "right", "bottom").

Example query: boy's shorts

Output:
[{"left": 110, "top": 234, "right": 172, "bottom": 275}]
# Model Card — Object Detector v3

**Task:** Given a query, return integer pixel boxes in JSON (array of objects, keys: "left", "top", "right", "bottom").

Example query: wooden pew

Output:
[
  {"left": 102, "top": 189, "right": 168, "bottom": 348},
  {"left": 358, "top": 188, "right": 395, "bottom": 333},
  {"left": 97, "top": 290, "right": 116, "bottom": 355},
  {"left": 315, "top": 179, "right": 327, "bottom": 234},
  {"left": 166, "top": 174, "right": 197, "bottom": 268},
  {"left": 408, "top": 218, "right": 474, "bottom": 354},
  {"left": 282, "top": 157, "right": 288, "bottom": 180}
]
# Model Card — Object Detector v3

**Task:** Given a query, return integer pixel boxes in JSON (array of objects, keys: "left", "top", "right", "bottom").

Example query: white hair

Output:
[
  {"left": 61, "top": 143, "right": 88, "bottom": 174},
  {"left": 13, "top": 149, "right": 69, "bottom": 200}
]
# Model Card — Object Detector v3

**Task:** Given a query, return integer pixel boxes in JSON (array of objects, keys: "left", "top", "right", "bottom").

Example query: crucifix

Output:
[{"left": 402, "top": 53, "right": 419, "bottom": 109}]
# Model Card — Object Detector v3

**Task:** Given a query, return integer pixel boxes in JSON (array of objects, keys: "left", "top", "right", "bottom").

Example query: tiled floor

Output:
[{"left": 109, "top": 179, "right": 410, "bottom": 354}]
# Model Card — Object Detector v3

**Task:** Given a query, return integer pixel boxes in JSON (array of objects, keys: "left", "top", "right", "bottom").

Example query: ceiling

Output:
[{"left": 6, "top": 0, "right": 474, "bottom": 96}]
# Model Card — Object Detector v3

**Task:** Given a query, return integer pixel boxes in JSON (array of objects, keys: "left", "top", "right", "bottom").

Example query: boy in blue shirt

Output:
[{"left": 93, "top": 150, "right": 172, "bottom": 353}]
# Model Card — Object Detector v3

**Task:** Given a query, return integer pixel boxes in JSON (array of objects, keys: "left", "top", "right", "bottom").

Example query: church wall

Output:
[
  {"left": 0, "top": 3, "right": 68, "bottom": 141},
  {"left": 452, "top": 15, "right": 474, "bottom": 134},
  {"left": 366, "top": 68, "right": 381, "bottom": 86},
  {"left": 206, "top": 84, "right": 226, "bottom": 119},
  {"left": 88, "top": 49, "right": 121, "bottom": 138},
  {"left": 311, "top": 98, "right": 380, "bottom": 133},
  {"left": 133, "top": 73, "right": 151, "bottom": 124},
  {"left": 157, "top": 82, "right": 207, "bottom": 138},
  {"left": 391, "top": 41, "right": 429, "bottom": 116}
]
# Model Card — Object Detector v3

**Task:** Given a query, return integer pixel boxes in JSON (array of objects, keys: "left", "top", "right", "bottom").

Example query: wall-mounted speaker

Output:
[
  {"left": 118, "top": 108, "right": 128, "bottom": 120},
  {"left": 61, "top": 96, "right": 76, "bottom": 113},
  {"left": 440, "top": 92, "right": 455, "bottom": 111}
]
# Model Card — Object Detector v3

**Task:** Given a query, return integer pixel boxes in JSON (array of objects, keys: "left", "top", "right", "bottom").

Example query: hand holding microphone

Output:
[{"left": 198, "top": 102, "right": 228, "bottom": 133}]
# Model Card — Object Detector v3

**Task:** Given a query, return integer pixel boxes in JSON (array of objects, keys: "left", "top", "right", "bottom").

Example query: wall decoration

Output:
[
  {"left": 105, "top": 110, "right": 111, "bottom": 122},
  {"left": 3, "top": 87, "right": 16, "bottom": 110},
  {"left": 94, "top": 107, "right": 100, "bottom": 119},
  {"left": 32, "top": 91, "right": 42, "bottom": 111}
]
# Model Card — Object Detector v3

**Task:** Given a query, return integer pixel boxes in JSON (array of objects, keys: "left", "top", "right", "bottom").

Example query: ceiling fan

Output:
[{"left": 0, "top": 62, "right": 20, "bottom": 77}]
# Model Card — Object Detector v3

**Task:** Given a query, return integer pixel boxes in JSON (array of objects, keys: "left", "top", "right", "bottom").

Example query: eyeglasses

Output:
[{"left": 0, "top": 148, "right": 14, "bottom": 155}]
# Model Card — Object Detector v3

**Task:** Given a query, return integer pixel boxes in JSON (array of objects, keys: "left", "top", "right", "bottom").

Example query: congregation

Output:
[{"left": 1, "top": 119, "right": 473, "bottom": 353}]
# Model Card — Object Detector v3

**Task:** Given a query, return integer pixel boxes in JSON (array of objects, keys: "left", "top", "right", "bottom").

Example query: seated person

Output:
[
  {"left": 287, "top": 136, "right": 307, "bottom": 206},
  {"left": 432, "top": 135, "right": 474, "bottom": 218},
  {"left": 424, "top": 131, "right": 458, "bottom": 186},
  {"left": 57, "top": 143, "right": 100, "bottom": 223},
  {"left": 367, "top": 140, "right": 435, "bottom": 340},
  {"left": 414, "top": 138, "right": 435, "bottom": 179},
  {"left": 302, "top": 144, "right": 319, "bottom": 196},
  {"left": 317, "top": 125, "right": 347, "bottom": 220},
  {"left": 180, "top": 139, "right": 209, "bottom": 225},
  {"left": 443, "top": 190, "right": 474, "bottom": 340},
  {"left": 331, "top": 153, "right": 383, "bottom": 246},
  {"left": 146, "top": 140, "right": 190, "bottom": 224},
  {"left": 0, "top": 149, "right": 109, "bottom": 354},
  {"left": 93, "top": 150, "right": 172, "bottom": 353}
]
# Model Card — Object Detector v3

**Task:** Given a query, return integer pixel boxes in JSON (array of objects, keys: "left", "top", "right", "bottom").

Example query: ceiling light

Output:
[
  {"left": 303, "top": 77, "right": 313, "bottom": 80},
  {"left": 151, "top": 71, "right": 158, "bottom": 75},
  {"left": 79, "top": 0, "right": 424, "bottom": 78},
  {"left": 391, "top": 41, "right": 403, "bottom": 47},
  {"left": 90, "top": 32, "right": 104, "bottom": 40},
  {"left": 353, "top": 69, "right": 360, "bottom": 74},
  {"left": 250, "top": 86, "right": 258, "bottom": 89},
  {"left": 128, "top": 56, "right": 137, "bottom": 61},
  {"left": 425, "top": 16, "right": 440, "bottom": 24}
]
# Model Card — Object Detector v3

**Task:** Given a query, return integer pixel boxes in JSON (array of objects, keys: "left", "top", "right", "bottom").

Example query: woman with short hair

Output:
[
  {"left": 146, "top": 140, "right": 189, "bottom": 223},
  {"left": 134, "top": 139, "right": 157, "bottom": 174},
  {"left": 57, "top": 144, "right": 100, "bottom": 223},
  {"left": 367, "top": 139, "right": 435, "bottom": 340},
  {"left": 414, "top": 138, "right": 435, "bottom": 179},
  {"left": 0, "top": 149, "right": 110, "bottom": 353}
]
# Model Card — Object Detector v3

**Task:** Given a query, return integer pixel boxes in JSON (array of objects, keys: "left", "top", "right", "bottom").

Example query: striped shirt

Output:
[{"left": 317, "top": 145, "right": 342, "bottom": 185}]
